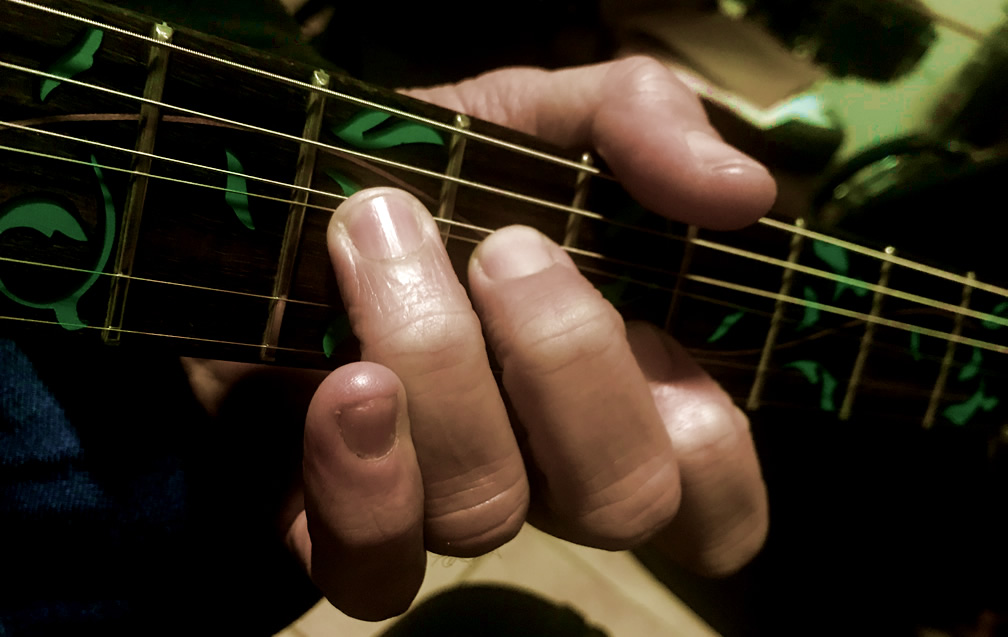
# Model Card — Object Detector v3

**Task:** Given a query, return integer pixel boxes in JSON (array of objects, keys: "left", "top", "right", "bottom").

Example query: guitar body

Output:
[{"left": 1, "top": 1, "right": 1005, "bottom": 634}]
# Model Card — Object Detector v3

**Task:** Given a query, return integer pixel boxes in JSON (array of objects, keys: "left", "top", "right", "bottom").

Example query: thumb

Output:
[{"left": 289, "top": 361, "right": 426, "bottom": 620}]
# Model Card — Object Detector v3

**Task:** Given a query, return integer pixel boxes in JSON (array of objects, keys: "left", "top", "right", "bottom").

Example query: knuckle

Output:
[
  {"left": 570, "top": 460, "right": 682, "bottom": 550},
  {"left": 423, "top": 467, "right": 530, "bottom": 557},
  {"left": 372, "top": 308, "right": 483, "bottom": 362},
  {"left": 500, "top": 296, "right": 626, "bottom": 377},
  {"left": 694, "top": 511, "right": 769, "bottom": 577}
]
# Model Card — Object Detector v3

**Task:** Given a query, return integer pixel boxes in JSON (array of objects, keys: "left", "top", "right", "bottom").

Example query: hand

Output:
[{"left": 186, "top": 56, "right": 774, "bottom": 621}]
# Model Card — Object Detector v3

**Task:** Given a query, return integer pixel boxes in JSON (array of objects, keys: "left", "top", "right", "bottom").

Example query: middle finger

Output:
[
  {"left": 468, "top": 225, "right": 682, "bottom": 549},
  {"left": 326, "top": 188, "right": 529, "bottom": 556}
]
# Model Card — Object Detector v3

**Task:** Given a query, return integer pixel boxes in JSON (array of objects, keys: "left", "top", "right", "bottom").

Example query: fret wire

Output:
[
  {"left": 839, "top": 251, "right": 895, "bottom": 420},
  {"left": 9, "top": 142, "right": 1008, "bottom": 334},
  {"left": 685, "top": 273, "right": 1008, "bottom": 356},
  {"left": 4, "top": 0, "right": 599, "bottom": 175},
  {"left": 923, "top": 272, "right": 975, "bottom": 429},
  {"left": 747, "top": 219, "right": 805, "bottom": 410},
  {"left": 759, "top": 217, "right": 1008, "bottom": 299}
]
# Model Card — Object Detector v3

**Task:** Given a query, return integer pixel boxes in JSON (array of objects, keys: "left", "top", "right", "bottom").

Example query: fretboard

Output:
[{"left": 2, "top": 0, "right": 1007, "bottom": 434}]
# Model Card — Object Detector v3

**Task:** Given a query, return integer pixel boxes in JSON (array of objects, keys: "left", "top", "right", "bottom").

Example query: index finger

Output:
[{"left": 406, "top": 56, "right": 776, "bottom": 229}]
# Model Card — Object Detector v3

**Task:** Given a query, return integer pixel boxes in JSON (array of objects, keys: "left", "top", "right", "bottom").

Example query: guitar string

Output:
[
  {"left": 6, "top": 59, "right": 1007, "bottom": 309},
  {"left": 2, "top": 272, "right": 1000, "bottom": 389},
  {"left": 5, "top": 142, "right": 1008, "bottom": 338},
  {"left": 3, "top": 15, "right": 1007, "bottom": 337},
  {"left": 760, "top": 218, "right": 1008, "bottom": 299},
  {"left": 4, "top": 0, "right": 999, "bottom": 295},
  {"left": 5, "top": 211, "right": 1008, "bottom": 360},
  {"left": 4, "top": 0, "right": 600, "bottom": 175},
  {"left": 7, "top": 0, "right": 987, "bottom": 170},
  {"left": 5, "top": 2, "right": 1002, "bottom": 409}
]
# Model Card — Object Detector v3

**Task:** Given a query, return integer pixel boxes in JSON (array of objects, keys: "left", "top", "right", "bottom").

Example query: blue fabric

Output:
[
  {"left": 0, "top": 334, "right": 318, "bottom": 635},
  {"left": 0, "top": 338, "right": 189, "bottom": 634}
]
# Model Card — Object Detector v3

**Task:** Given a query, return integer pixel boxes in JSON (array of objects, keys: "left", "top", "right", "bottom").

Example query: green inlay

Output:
[
  {"left": 333, "top": 110, "right": 444, "bottom": 150},
  {"left": 40, "top": 28, "right": 104, "bottom": 101},
  {"left": 982, "top": 301, "right": 1008, "bottom": 330},
  {"left": 910, "top": 331, "right": 922, "bottom": 361},
  {"left": 707, "top": 310, "right": 744, "bottom": 343},
  {"left": 0, "top": 155, "right": 116, "bottom": 330},
  {"left": 812, "top": 240, "right": 867, "bottom": 300},
  {"left": 597, "top": 277, "right": 630, "bottom": 308},
  {"left": 943, "top": 382, "right": 999, "bottom": 426},
  {"left": 0, "top": 200, "right": 87, "bottom": 242},
  {"left": 958, "top": 347, "right": 983, "bottom": 382},
  {"left": 796, "top": 285, "right": 820, "bottom": 331},
  {"left": 324, "top": 169, "right": 360, "bottom": 197},
  {"left": 322, "top": 314, "right": 352, "bottom": 358},
  {"left": 224, "top": 150, "right": 254, "bottom": 230},
  {"left": 786, "top": 360, "right": 838, "bottom": 412}
]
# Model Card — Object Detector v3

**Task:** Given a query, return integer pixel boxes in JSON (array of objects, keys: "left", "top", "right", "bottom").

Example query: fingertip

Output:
[
  {"left": 591, "top": 58, "right": 777, "bottom": 229},
  {"left": 469, "top": 225, "right": 572, "bottom": 285},
  {"left": 303, "top": 362, "right": 426, "bottom": 620}
]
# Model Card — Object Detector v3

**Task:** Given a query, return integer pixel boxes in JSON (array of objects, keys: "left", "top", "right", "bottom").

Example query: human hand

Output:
[{"left": 280, "top": 56, "right": 774, "bottom": 619}]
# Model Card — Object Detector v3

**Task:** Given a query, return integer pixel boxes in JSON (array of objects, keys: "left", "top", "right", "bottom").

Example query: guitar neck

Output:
[{"left": 2, "top": 0, "right": 1007, "bottom": 432}]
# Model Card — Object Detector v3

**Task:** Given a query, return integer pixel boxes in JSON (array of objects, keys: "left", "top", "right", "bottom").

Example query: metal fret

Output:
[
  {"left": 923, "top": 271, "right": 976, "bottom": 428},
  {"left": 839, "top": 247, "right": 895, "bottom": 420},
  {"left": 746, "top": 218, "right": 806, "bottom": 411},
  {"left": 259, "top": 69, "right": 329, "bottom": 361},
  {"left": 101, "top": 23, "right": 172, "bottom": 342},
  {"left": 435, "top": 113, "right": 470, "bottom": 244},
  {"left": 562, "top": 152, "right": 594, "bottom": 247},
  {"left": 665, "top": 224, "right": 699, "bottom": 331},
  {"left": 102, "top": 22, "right": 173, "bottom": 344}
]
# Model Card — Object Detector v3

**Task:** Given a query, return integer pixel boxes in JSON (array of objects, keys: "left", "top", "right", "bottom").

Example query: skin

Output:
[{"left": 185, "top": 56, "right": 774, "bottom": 620}]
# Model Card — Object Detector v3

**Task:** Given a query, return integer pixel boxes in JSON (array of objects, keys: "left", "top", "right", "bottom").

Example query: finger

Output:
[
  {"left": 406, "top": 56, "right": 776, "bottom": 229},
  {"left": 626, "top": 322, "right": 768, "bottom": 576},
  {"left": 327, "top": 188, "right": 528, "bottom": 556},
  {"left": 294, "top": 361, "right": 425, "bottom": 620},
  {"left": 468, "top": 225, "right": 681, "bottom": 549}
]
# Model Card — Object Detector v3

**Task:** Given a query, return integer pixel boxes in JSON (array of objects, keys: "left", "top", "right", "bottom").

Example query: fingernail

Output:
[
  {"left": 337, "top": 394, "right": 398, "bottom": 459},
  {"left": 685, "top": 130, "right": 765, "bottom": 175},
  {"left": 336, "top": 189, "right": 425, "bottom": 260},
  {"left": 476, "top": 226, "right": 557, "bottom": 280}
]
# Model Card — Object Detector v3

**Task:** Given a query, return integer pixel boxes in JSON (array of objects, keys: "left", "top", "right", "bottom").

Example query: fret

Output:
[
  {"left": 923, "top": 271, "right": 976, "bottom": 428},
  {"left": 746, "top": 218, "right": 806, "bottom": 411},
  {"left": 435, "top": 113, "right": 470, "bottom": 243},
  {"left": 102, "top": 22, "right": 173, "bottom": 344},
  {"left": 838, "top": 247, "right": 895, "bottom": 420},
  {"left": 260, "top": 69, "right": 329, "bottom": 362},
  {"left": 664, "top": 224, "right": 698, "bottom": 331},
  {"left": 562, "top": 152, "right": 594, "bottom": 247}
]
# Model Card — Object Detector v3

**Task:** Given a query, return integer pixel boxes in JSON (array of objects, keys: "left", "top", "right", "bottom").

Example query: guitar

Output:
[{"left": 1, "top": 0, "right": 1005, "bottom": 632}]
